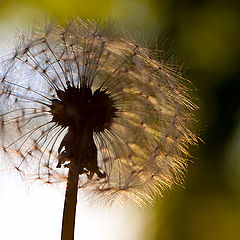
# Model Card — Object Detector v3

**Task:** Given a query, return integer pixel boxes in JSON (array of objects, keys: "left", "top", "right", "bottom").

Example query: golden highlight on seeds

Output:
[{"left": 0, "top": 18, "right": 197, "bottom": 206}]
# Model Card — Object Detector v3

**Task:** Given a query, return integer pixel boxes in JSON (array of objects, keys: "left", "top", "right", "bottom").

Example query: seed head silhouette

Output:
[{"left": 0, "top": 18, "right": 197, "bottom": 209}]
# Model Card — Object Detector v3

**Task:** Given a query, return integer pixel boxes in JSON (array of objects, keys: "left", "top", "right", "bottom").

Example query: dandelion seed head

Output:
[{"left": 0, "top": 18, "right": 198, "bottom": 206}]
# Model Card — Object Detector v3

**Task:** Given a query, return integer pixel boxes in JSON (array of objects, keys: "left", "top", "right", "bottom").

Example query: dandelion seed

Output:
[{"left": 0, "top": 18, "right": 198, "bottom": 239}]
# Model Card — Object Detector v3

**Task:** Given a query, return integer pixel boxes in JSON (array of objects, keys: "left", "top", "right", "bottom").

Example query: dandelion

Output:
[{"left": 0, "top": 18, "right": 197, "bottom": 239}]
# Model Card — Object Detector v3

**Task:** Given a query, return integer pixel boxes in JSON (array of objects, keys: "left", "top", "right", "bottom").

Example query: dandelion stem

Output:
[{"left": 61, "top": 163, "right": 79, "bottom": 240}]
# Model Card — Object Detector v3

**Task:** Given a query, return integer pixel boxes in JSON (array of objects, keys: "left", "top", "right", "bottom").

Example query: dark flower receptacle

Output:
[{"left": 0, "top": 18, "right": 198, "bottom": 206}]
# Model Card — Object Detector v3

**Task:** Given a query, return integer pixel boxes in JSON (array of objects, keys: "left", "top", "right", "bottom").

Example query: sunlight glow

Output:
[
  {"left": 0, "top": 170, "right": 144, "bottom": 240},
  {"left": 0, "top": 18, "right": 144, "bottom": 240}
]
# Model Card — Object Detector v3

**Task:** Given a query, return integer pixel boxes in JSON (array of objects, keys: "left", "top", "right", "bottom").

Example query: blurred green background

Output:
[{"left": 1, "top": 0, "right": 240, "bottom": 239}]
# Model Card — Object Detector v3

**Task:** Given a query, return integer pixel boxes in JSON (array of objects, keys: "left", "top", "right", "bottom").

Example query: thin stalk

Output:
[{"left": 61, "top": 163, "right": 79, "bottom": 240}]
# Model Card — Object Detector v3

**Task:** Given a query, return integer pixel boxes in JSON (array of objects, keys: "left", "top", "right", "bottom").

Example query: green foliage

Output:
[{"left": 1, "top": 1, "right": 240, "bottom": 239}]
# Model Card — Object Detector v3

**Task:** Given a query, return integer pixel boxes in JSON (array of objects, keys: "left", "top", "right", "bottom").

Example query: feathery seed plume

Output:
[{"left": 0, "top": 18, "right": 197, "bottom": 208}]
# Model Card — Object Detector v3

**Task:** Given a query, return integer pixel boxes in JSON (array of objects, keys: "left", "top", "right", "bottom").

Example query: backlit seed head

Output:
[{"left": 0, "top": 18, "right": 198, "bottom": 206}]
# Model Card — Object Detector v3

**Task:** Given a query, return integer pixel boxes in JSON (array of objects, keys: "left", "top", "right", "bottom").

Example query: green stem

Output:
[{"left": 61, "top": 164, "right": 79, "bottom": 240}]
